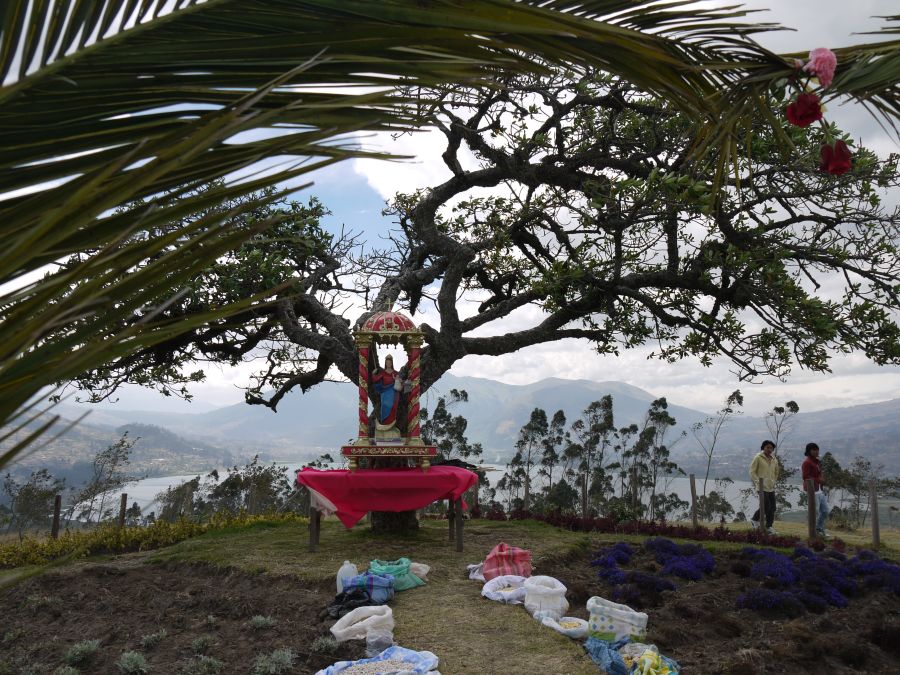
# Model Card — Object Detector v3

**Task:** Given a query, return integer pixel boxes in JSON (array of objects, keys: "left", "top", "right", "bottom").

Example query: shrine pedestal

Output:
[{"left": 341, "top": 443, "right": 437, "bottom": 471}]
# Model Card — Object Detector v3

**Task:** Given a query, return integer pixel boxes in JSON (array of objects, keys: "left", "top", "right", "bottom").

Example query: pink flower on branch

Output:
[{"left": 803, "top": 48, "right": 837, "bottom": 88}]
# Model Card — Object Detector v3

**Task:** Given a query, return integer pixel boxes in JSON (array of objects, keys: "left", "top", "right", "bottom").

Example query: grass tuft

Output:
[
  {"left": 178, "top": 655, "right": 225, "bottom": 675},
  {"left": 251, "top": 648, "right": 295, "bottom": 675},
  {"left": 191, "top": 634, "right": 217, "bottom": 654},
  {"left": 65, "top": 639, "right": 101, "bottom": 666},
  {"left": 117, "top": 651, "right": 150, "bottom": 674},
  {"left": 246, "top": 615, "right": 277, "bottom": 631},
  {"left": 310, "top": 635, "right": 340, "bottom": 654},
  {"left": 138, "top": 629, "right": 168, "bottom": 650}
]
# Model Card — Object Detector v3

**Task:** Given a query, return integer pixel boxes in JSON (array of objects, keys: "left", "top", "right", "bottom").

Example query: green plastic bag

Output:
[{"left": 369, "top": 558, "right": 425, "bottom": 591}]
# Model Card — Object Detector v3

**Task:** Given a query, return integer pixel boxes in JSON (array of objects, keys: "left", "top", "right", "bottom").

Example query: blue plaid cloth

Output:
[{"left": 341, "top": 571, "right": 395, "bottom": 604}]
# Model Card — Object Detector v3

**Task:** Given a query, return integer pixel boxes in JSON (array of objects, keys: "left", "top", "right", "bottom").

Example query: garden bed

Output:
[
  {"left": 539, "top": 540, "right": 900, "bottom": 674},
  {"left": 0, "top": 561, "right": 364, "bottom": 674}
]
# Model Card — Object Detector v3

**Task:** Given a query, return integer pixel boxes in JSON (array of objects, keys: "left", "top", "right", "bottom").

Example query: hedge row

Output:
[{"left": 0, "top": 512, "right": 308, "bottom": 568}]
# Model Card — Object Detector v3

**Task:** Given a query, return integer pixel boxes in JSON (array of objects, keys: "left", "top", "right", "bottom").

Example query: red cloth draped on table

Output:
[{"left": 295, "top": 466, "right": 478, "bottom": 528}]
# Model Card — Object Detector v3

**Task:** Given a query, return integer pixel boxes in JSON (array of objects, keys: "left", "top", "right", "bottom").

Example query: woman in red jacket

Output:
[{"left": 802, "top": 442, "right": 830, "bottom": 538}]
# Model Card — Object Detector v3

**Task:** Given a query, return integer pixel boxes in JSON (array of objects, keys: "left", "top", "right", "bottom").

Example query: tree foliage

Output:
[
  {"left": 421, "top": 389, "right": 483, "bottom": 462},
  {"left": 2, "top": 469, "right": 65, "bottom": 540},
  {"left": 11, "top": 0, "right": 846, "bottom": 468},
  {"left": 67, "top": 67, "right": 900, "bottom": 418}
]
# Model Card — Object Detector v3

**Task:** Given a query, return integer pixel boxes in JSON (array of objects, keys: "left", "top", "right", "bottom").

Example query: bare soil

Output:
[
  {"left": 3, "top": 541, "right": 898, "bottom": 674},
  {"left": 540, "top": 543, "right": 900, "bottom": 675},
  {"left": 0, "top": 561, "right": 365, "bottom": 674}
]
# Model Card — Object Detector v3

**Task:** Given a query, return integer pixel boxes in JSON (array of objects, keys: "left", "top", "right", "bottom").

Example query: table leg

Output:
[
  {"left": 455, "top": 498, "right": 464, "bottom": 552},
  {"left": 448, "top": 499, "right": 455, "bottom": 540},
  {"left": 309, "top": 507, "right": 320, "bottom": 552}
]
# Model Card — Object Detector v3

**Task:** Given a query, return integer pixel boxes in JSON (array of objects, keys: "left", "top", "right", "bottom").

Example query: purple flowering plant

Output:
[{"left": 737, "top": 545, "right": 900, "bottom": 615}]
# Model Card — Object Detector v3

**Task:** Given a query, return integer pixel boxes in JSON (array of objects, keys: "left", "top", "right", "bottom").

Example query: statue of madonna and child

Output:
[{"left": 371, "top": 354, "right": 409, "bottom": 442}]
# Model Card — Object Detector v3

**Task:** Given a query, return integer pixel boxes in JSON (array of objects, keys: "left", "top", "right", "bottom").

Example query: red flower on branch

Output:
[
  {"left": 820, "top": 140, "right": 852, "bottom": 175},
  {"left": 786, "top": 93, "right": 823, "bottom": 127}
]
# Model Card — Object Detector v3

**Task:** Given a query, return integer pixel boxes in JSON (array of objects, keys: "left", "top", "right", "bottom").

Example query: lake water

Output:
[{"left": 114, "top": 465, "right": 801, "bottom": 517}]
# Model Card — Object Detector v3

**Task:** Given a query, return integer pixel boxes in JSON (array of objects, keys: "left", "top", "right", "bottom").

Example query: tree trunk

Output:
[
  {"left": 370, "top": 455, "right": 418, "bottom": 533},
  {"left": 371, "top": 510, "right": 419, "bottom": 533}
]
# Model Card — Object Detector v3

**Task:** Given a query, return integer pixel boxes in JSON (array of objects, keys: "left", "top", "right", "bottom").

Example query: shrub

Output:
[
  {"left": 65, "top": 639, "right": 101, "bottom": 665},
  {"left": 191, "top": 635, "right": 217, "bottom": 654},
  {"left": 246, "top": 615, "right": 278, "bottom": 631},
  {"left": 178, "top": 655, "right": 224, "bottom": 675},
  {"left": 117, "top": 651, "right": 150, "bottom": 675},
  {"left": 736, "top": 589, "right": 804, "bottom": 616},
  {"left": 139, "top": 629, "right": 168, "bottom": 650},
  {"left": 310, "top": 636, "right": 340, "bottom": 654},
  {"left": 251, "top": 648, "right": 295, "bottom": 675},
  {"left": 23, "top": 593, "right": 61, "bottom": 614}
]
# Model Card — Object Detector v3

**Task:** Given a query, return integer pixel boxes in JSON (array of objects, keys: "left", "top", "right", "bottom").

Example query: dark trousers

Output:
[{"left": 751, "top": 491, "right": 776, "bottom": 528}]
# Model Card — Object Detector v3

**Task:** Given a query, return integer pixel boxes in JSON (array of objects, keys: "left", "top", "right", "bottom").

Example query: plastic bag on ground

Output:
[
  {"left": 584, "top": 637, "right": 630, "bottom": 675},
  {"left": 341, "top": 571, "right": 396, "bottom": 604},
  {"left": 365, "top": 629, "right": 394, "bottom": 657},
  {"left": 330, "top": 605, "right": 394, "bottom": 642},
  {"left": 466, "top": 563, "right": 485, "bottom": 582},
  {"left": 327, "top": 588, "right": 373, "bottom": 619},
  {"left": 587, "top": 595, "right": 648, "bottom": 642},
  {"left": 620, "top": 643, "right": 658, "bottom": 661},
  {"left": 314, "top": 645, "right": 439, "bottom": 675},
  {"left": 481, "top": 575, "right": 527, "bottom": 604},
  {"left": 482, "top": 542, "right": 532, "bottom": 580},
  {"left": 409, "top": 562, "right": 430, "bottom": 580},
  {"left": 523, "top": 575, "right": 568, "bottom": 620},
  {"left": 633, "top": 649, "right": 680, "bottom": 675},
  {"left": 369, "top": 558, "right": 425, "bottom": 591},
  {"left": 541, "top": 616, "right": 589, "bottom": 639}
]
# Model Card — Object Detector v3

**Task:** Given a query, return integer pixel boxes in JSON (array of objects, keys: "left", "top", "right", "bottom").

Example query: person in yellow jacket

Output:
[{"left": 749, "top": 440, "right": 779, "bottom": 534}]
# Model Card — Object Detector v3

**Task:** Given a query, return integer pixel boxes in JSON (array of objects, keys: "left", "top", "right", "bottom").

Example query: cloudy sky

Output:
[{"left": 95, "top": 1, "right": 900, "bottom": 418}]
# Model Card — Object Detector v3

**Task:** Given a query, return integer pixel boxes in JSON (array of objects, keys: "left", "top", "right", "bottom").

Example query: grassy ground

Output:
[{"left": 151, "top": 518, "right": 600, "bottom": 674}]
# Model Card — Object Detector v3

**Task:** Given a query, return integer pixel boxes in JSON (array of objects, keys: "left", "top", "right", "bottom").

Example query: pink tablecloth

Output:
[{"left": 295, "top": 466, "right": 477, "bottom": 528}]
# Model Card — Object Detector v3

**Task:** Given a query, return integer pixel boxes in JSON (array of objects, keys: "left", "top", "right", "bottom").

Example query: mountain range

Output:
[{"left": 8, "top": 375, "right": 900, "bottom": 480}]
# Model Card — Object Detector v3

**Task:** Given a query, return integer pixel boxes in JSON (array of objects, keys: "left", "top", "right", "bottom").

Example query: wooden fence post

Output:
[
  {"left": 689, "top": 474, "right": 698, "bottom": 528},
  {"left": 455, "top": 498, "right": 464, "bottom": 552},
  {"left": 448, "top": 498, "right": 455, "bottom": 540},
  {"left": 118, "top": 493, "right": 128, "bottom": 529},
  {"left": 51, "top": 494, "right": 62, "bottom": 539},
  {"left": 870, "top": 482, "right": 880, "bottom": 548},
  {"left": 806, "top": 479, "right": 817, "bottom": 539},
  {"left": 758, "top": 478, "right": 766, "bottom": 533}
]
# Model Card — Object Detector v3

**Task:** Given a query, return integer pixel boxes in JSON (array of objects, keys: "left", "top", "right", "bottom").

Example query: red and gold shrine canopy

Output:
[{"left": 356, "top": 310, "right": 422, "bottom": 345}]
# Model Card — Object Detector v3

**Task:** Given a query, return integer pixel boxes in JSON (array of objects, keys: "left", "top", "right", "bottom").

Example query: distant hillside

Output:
[
  {"left": 55, "top": 374, "right": 708, "bottom": 463},
  {"left": 2, "top": 417, "right": 256, "bottom": 487},
  {"left": 13, "top": 377, "right": 900, "bottom": 478}
]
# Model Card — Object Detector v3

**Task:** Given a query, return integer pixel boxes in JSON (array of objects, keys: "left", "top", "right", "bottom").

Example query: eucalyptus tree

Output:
[
  {"left": 8, "top": 1, "right": 831, "bottom": 467},
  {"left": 692, "top": 390, "right": 744, "bottom": 496},
  {"left": 539, "top": 410, "right": 568, "bottom": 492}
]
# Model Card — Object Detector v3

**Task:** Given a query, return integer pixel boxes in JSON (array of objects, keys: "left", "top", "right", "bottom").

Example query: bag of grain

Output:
[
  {"left": 330, "top": 605, "right": 395, "bottom": 643},
  {"left": 481, "top": 575, "right": 527, "bottom": 604},
  {"left": 541, "top": 616, "right": 589, "bottom": 639},
  {"left": 587, "top": 595, "right": 648, "bottom": 642},
  {"left": 523, "top": 575, "right": 568, "bottom": 620}
]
